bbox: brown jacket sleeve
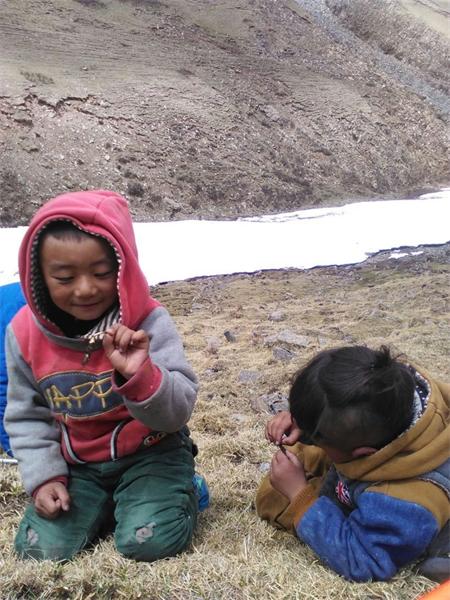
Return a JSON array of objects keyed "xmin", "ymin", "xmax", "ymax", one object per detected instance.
[{"xmin": 255, "ymin": 443, "xmax": 331, "ymax": 533}]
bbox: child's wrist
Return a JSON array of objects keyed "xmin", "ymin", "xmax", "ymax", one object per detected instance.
[
  {"xmin": 290, "ymin": 484, "xmax": 318, "ymax": 526},
  {"xmin": 287, "ymin": 481, "xmax": 308, "ymax": 502}
]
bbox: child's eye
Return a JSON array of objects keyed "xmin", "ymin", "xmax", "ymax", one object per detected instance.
[
  {"xmin": 95, "ymin": 270, "xmax": 115, "ymax": 278},
  {"xmin": 54, "ymin": 276, "xmax": 73, "ymax": 283}
]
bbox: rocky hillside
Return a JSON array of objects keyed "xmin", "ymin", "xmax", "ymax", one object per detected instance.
[{"xmin": 0, "ymin": 0, "xmax": 448, "ymax": 225}]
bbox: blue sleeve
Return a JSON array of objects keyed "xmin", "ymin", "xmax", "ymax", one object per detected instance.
[
  {"xmin": 0, "ymin": 282, "xmax": 26, "ymax": 455},
  {"xmin": 297, "ymin": 491, "xmax": 439, "ymax": 582}
]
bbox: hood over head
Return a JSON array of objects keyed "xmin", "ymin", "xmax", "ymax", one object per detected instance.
[
  {"xmin": 337, "ymin": 367, "xmax": 450, "ymax": 483},
  {"xmin": 19, "ymin": 190, "xmax": 159, "ymax": 334}
]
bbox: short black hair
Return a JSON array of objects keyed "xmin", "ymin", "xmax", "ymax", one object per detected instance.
[
  {"xmin": 40, "ymin": 220, "xmax": 92, "ymax": 242},
  {"xmin": 38, "ymin": 220, "xmax": 117, "ymax": 263},
  {"xmin": 289, "ymin": 346, "xmax": 415, "ymax": 451}
]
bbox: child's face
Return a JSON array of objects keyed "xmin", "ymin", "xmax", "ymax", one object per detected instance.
[
  {"xmin": 298, "ymin": 416, "xmax": 379, "ymax": 463},
  {"xmin": 316, "ymin": 442, "xmax": 354, "ymax": 464},
  {"xmin": 298, "ymin": 420, "xmax": 356, "ymax": 463},
  {"xmin": 40, "ymin": 234, "xmax": 118, "ymax": 321}
]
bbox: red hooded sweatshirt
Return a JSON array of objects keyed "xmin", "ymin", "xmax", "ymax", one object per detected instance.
[{"xmin": 4, "ymin": 191, "xmax": 198, "ymax": 495}]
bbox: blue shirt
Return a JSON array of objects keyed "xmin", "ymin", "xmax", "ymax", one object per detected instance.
[{"xmin": 0, "ymin": 282, "xmax": 26, "ymax": 455}]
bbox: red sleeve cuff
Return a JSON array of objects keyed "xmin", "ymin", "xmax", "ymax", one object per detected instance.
[
  {"xmin": 32, "ymin": 476, "xmax": 68, "ymax": 499},
  {"xmin": 112, "ymin": 357, "xmax": 162, "ymax": 402}
]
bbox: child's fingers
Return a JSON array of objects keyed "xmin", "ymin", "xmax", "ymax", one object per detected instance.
[
  {"xmin": 267, "ymin": 418, "xmax": 284, "ymax": 443},
  {"xmin": 106, "ymin": 326, "xmax": 149, "ymax": 353},
  {"xmin": 266, "ymin": 412, "xmax": 294, "ymax": 445},
  {"xmin": 107, "ymin": 325, "xmax": 133, "ymax": 352},
  {"xmin": 285, "ymin": 450, "xmax": 301, "ymax": 466},
  {"xmin": 103, "ymin": 330, "xmax": 114, "ymax": 351},
  {"xmin": 273, "ymin": 424, "xmax": 289, "ymax": 445},
  {"xmin": 277, "ymin": 442, "xmax": 287, "ymax": 455},
  {"xmin": 116, "ymin": 328, "xmax": 134, "ymax": 353},
  {"xmin": 266, "ymin": 421, "xmax": 276, "ymax": 442},
  {"xmin": 269, "ymin": 428, "xmax": 284, "ymax": 445},
  {"xmin": 273, "ymin": 448, "xmax": 301, "ymax": 469},
  {"xmin": 104, "ymin": 324, "xmax": 120, "ymax": 339},
  {"xmin": 56, "ymin": 487, "xmax": 71, "ymax": 512},
  {"xmin": 283, "ymin": 427, "xmax": 301, "ymax": 445},
  {"xmin": 36, "ymin": 493, "xmax": 60, "ymax": 519},
  {"xmin": 266, "ymin": 419, "xmax": 278, "ymax": 442},
  {"xmin": 131, "ymin": 329, "xmax": 149, "ymax": 348},
  {"xmin": 272, "ymin": 448, "xmax": 288, "ymax": 466}
]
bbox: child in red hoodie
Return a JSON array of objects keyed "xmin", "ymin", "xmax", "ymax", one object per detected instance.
[{"xmin": 5, "ymin": 190, "xmax": 205, "ymax": 561}]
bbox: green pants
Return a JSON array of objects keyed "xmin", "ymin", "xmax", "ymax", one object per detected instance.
[{"xmin": 15, "ymin": 431, "xmax": 198, "ymax": 562}]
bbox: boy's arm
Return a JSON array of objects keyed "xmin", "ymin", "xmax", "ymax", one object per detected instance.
[
  {"xmin": 296, "ymin": 487, "xmax": 443, "ymax": 582},
  {"xmin": 4, "ymin": 326, "xmax": 68, "ymax": 496},
  {"xmin": 256, "ymin": 474, "xmax": 321, "ymax": 533},
  {"xmin": 256, "ymin": 443, "xmax": 327, "ymax": 532},
  {"xmin": 112, "ymin": 306, "xmax": 198, "ymax": 432}
]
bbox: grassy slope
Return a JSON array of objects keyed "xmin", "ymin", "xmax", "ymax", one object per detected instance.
[{"xmin": 1, "ymin": 247, "xmax": 448, "ymax": 599}]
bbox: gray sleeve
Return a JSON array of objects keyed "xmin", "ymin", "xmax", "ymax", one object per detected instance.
[
  {"xmin": 4, "ymin": 326, "xmax": 68, "ymax": 495},
  {"xmin": 122, "ymin": 306, "xmax": 198, "ymax": 432}
]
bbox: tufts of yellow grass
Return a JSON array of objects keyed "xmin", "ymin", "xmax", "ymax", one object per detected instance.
[{"xmin": 1, "ymin": 260, "xmax": 448, "ymax": 599}]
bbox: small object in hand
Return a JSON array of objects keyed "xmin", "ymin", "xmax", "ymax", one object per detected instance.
[
  {"xmin": 87, "ymin": 330, "xmax": 108, "ymax": 344},
  {"xmin": 278, "ymin": 443, "xmax": 287, "ymax": 455}
]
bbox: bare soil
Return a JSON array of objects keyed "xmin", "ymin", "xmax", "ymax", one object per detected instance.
[{"xmin": 0, "ymin": 0, "xmax": 449, "ymax": 224}]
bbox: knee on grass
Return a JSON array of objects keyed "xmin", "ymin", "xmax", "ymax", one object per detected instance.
[
  {"xmin": 115, "ymin": 517, "xmax": 195, "ymax": 562},
  {"xmin": 15, "ymin": 526, "xmax": 81, "ymax": 562}
]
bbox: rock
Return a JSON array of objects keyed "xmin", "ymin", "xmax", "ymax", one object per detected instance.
[
  {"xmin": 191, "ymin": 302, "xmax": 204, "ymax": 311},
  {"xmin": 229, "ymin": 413, "xmax": 249, "ymax": 424},
  {"xmin": 272, "ymin": 346, "xmax": 295, "ymax": 362},
  {"xmin": 264, "ymin": 329, "xmax": 309, "ymax": 348},
  {"xmin": 127, "ymin": 181, "xmax": 144, "ymax": 197},
  {"xmin": 224, "ymin": 330, "xmax": 237, "ymax": 342},
  {"xmin": 259, "ymin": 104, "xmax": 280, "ymax": 122},
  {"xmin": 238, "ymin": 370, "xmax": 261, "ymax": 384},
  {"xmin": 21, "ymin": 141, "xmax": 39, "ymax": 153},
  {"xmin": 269, "ymin": 310, "xmax": 285, "ymax": 322},
  {"xmin": 251, "ymin": 392, "xmax": 289, "ymax": 414},
  {"xmin": 206, "ymin": 336, "xmax": 221, "ymax": 354},
  {"xmin": 162, "ymin": 196, "xmax": 183, "ymax": 212},
  {"xmin": 13, "ymin": 111, "xmax": 32, "ymax": 126}
]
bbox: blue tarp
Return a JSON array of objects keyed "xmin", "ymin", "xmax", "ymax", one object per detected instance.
[{"xmin": 0, "ymin": 282, "xmax": 26, "ymax": 455}]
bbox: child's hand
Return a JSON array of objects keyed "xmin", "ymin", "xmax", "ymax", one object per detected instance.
[
  {"xmin": 270, "ymin": 449, "xmax": 308, "ymax": 502},
  {"xmin": 103, "ymin": 324, "xmax": 150, "ymax": 380},
  {"xmin": 265, "ymin": 410, "xmax": 301, "ymax": 446},
  {"xmin": 34, "ymin": 482, "xmax": 71, "ymax": 520}
]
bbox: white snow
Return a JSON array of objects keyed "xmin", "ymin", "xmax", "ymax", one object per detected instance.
[{"xmin": 0, "ymin": 189, "xmax": 448, "ymax": 286}]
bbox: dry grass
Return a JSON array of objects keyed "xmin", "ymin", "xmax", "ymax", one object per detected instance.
[{"xmin": 1, "ymin": 248, "xmax": 448, "ymax": 599}]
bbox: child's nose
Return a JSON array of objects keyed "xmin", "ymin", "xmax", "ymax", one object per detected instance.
[{"xmin": 75, "ymin": 276, "xmax": 97, "ymax": 297}]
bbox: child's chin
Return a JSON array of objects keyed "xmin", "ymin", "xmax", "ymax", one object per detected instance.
[{"xmin": 71, "ymin": 306, "xmax": 104, "ymax": 321}]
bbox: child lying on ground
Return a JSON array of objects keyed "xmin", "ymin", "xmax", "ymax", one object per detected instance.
[
  {"xmin": 5, "ymin": 190, "xmax": 208, "ymax": 562},
  {"xmin": 256, "ymin": 345, "xmax": 449, "ymax": 582}
]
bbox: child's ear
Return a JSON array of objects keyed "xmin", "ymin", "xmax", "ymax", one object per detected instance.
[{"xmin": 351, "ymin": 446, "xmax": 378, "ymax": 458}]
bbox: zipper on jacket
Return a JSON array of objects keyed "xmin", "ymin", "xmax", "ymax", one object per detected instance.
[
  {"xmin": 60, "ymin": 422, "xmax": 87, "ymax": 464},
  {"xmin": 110, "ymin": 419, "xmax": 133, "ymax": 461}
]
